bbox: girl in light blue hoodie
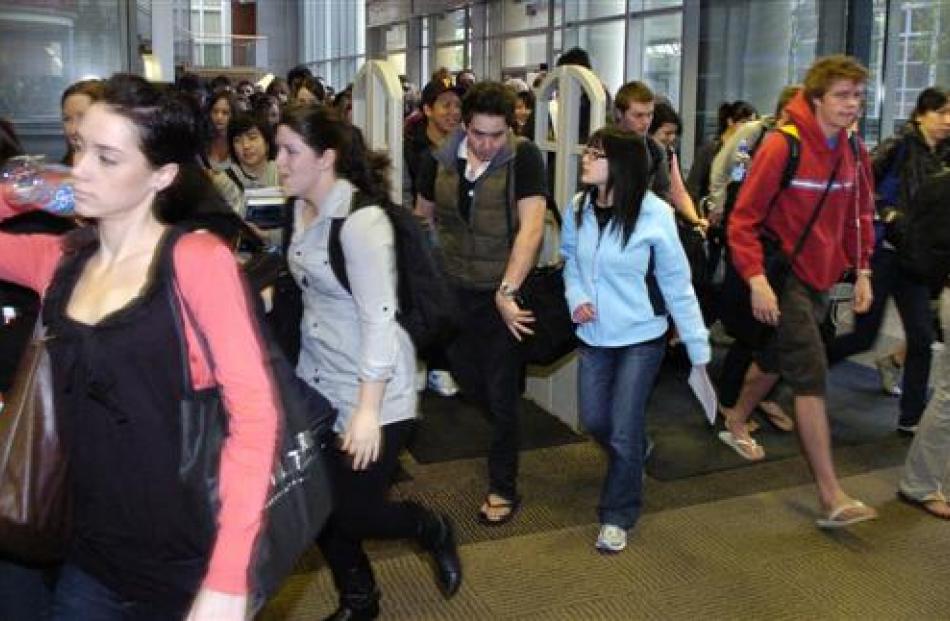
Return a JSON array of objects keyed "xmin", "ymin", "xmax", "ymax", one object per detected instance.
[{"xmin": 561, "ymin": 127, "xmax": 710, "ymax": 553}]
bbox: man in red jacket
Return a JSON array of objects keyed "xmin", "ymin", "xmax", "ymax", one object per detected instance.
[{"xmin": 724, "ymin": 55, "xmax": 877, "ymax": 528}]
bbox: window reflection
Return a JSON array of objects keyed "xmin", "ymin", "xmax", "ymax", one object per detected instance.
[
  {"xmin": 695, "ymin": 0, "xmax": 818, "ymax": 145},
  {"xmin": 0, "ymin": 0, "xmax": 123, "ymax": 122}
]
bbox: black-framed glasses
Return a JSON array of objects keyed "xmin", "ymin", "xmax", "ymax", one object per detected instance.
[{"xmin": 581, "ymin": 146, "xmax": 606, "ymax": 160}]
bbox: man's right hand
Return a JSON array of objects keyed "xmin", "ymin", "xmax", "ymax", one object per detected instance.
[
  {"xmin": 495, "ymin": 291, "xmax": 536, "ymax": 341},
  {"xmin": 749, "ymin": 274, "xmax": 780, "ymax": 326}
]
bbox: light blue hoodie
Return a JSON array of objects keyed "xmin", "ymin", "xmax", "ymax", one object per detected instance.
[{"xmin": 560, "ymin": 190, "xmax": 711, "ymax": 365}]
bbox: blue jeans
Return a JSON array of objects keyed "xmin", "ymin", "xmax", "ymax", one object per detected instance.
[
  {"xmin": 827, "ymin": 248, "xmax": 934, "ymax": 425},
  {"xmin": 578, "ymin": 337, "xmax": 666, "ymax": 529},
  {"xmin": 0, "ymin": 558, "xmax": 56, "ymax": 620},
  {"xmin": 52, "ymin": 564, "xmax": 183, "ymax": 621}
]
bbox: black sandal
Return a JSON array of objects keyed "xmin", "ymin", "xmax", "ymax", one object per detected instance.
[{"xmin": 477, "ymin": 495, "xmax": 521, "ymax": 526}]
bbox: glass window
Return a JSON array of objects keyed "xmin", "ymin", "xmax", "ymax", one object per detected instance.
[
  {"xmin": 638, "ymin": 0, "xmax": 683, "ymax": 9},
  {"xmin": 574, "ymin": 19, "xmax": 625, "ymax": 97},
  {"xmin": 204, "ymin": 10, "xmax": 222, "ymax": 35},
  {"xmin": 564, "ymin": 0, "xmax": 625, "ymax": 22},
  {"xmin": 203, "ymin": 44, "xmax": 223, "ymax": 67},
  {"xmin": 435, "ymin": 44, "xmax": 464, "ymax": 72},
  {"xmin": 632, "ymin": 12, "xmax": 683, "ymax": 106},
  {"xmin": 695, "ymin": 0, "xmax": 818, "ymax": 146},
  {"xmin": 385, "ymin": 23, "xmax": 407, "ymax": 50},
  {"xmin": 504, "ymin": 0, "xmax": 549, "ymax": 32},
  {"xmin": 503, "ymin": 34, "xmax": 547, "ymax": 69},
  {"xmin": 864, "ymin": 0, "xmax": 888, "ymax": 146},
  {"xmin": 435, "ymin": 9, "xmax": 466, "ymax": 43},
  {"xmin": 888, "ymin": 0, "xmax": 950, "ymax": 132},
  {"xmin": 0, "ymin": 0, "xmax": 124, "ymax": 122}
]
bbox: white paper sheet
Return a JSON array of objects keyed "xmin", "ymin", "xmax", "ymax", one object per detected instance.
[{"xmin": 688, "ymin": 365, "xmax": 718, "ymax": 426}]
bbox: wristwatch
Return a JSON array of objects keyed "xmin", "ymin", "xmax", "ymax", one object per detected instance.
[
  {"xmin": 857, "ymin": 269, "xmax": 873, "ymax": 278},
  {"xmin": 498, "ymin": 281, "xmax": 518, "ymax": 299}
]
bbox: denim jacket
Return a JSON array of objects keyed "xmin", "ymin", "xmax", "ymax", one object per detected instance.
[{"xmin": 561, "ymin": 190, "xmax": 710, "ymax": 364}]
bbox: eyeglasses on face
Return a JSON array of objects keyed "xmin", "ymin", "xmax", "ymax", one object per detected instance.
[{"xmin": 582, "ymin": 146, "xmax": 606, "ymax": 160}]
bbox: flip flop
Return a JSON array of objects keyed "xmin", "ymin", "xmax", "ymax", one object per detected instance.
[
  {"xmin": 477, "ymin": 494, "xmax": 521, "ymax": 526},
  {"xmin": 816, "ymin": 500, "xmax": 878, "ymax": 529},
  {"xmin": 718, "ymin": 430, "xmax": 765, "ymax": 461},
  {"xmin": 897, "ymin": 490, "xmax": 950, "ymax": 520},
  {"xmin": 757, "ymin": 401, "xmax": 795, "ymax": 432}
]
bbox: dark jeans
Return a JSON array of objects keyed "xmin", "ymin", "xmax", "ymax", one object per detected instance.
[
  {"xmin": 0, "ymin": 558, "xmax": 56, "ymax": 620},
  {"xmin": 717, "ymin": 341, "xmax": 753, "ymax": 408},
  {"xmin": 51, "ymin": 564, "xmax": 183, "ymax": 621},
  {"xmin": 318, "ymin": 420, "xmax": 425, "ymax": 594},
  {"xmin": 827, "ymin": 249, "xmax": 934, "ymax": 425},
  {"xmin": 577, "ymin": 337, "xmax": 666, "ymax": 529},
  {"xmin": 446, "ymin": 287, "xmax": 524, "ymax": 500}
]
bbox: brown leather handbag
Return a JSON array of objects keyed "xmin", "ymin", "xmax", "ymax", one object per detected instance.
[{"xmin": 0, "ymin": 321, "xmax": 69, "ymax": 563}]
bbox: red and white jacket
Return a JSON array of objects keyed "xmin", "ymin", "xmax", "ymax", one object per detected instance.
[{"xmin": 728, "ymin": 91, "xmax": 875, "ymax": 292}]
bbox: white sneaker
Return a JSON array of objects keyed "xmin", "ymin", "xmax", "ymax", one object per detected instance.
[
  {"xmin": 595, "ymin": 524, "xmax": 626, "ymax": 553},
  {"xmin": 875, "ymin": 355, "xmax": 902, "ymax": 397},
  {"xmin": 427, "ymin": 369, "xmax": 459, "ymax": 397}
]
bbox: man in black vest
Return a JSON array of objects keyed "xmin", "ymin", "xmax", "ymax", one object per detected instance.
[{"xmin": 415, "ymin": 82, "xmax": 547, "ymax": 525}]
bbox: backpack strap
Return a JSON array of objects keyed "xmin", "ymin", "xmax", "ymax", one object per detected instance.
[
  {"xmin": 777, "ymin": 125, "xmax": 801, "ymax": 190},
  {"xmin": 327, "ymin": 190, "xmax": 379, "ymax": 295},
  {"xmin": 224, "ymin": 166, "xmax": 244, "ymax": 192}
]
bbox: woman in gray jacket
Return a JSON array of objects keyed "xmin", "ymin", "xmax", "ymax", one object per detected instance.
[{"xmin": 276, "ymin": 105, "xmax": 461, "ymax": 620}]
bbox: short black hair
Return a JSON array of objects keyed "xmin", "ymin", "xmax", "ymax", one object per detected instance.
[
  {"xmin": 649, "ymin": 101, "xmax": 681, "ymax": 135},
  {"xmin": 912, "ymin": 87, "xmax": 948, "ymax": 121},
  {"xmin": 227, "ymin": 112, "xmax": 276, "ymax": 162},
  {"xmin": 461, "ymin": 81, "xmax": 516, "ymax": 127},
  {"xmin": 556, "ymin": 47, "xmax": 592, "ymax": 69}
]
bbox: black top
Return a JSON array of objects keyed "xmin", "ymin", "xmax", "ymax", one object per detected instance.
[
  {"xmin": 43, "ymin": 229, "xmax": 212, "ymax": 613},
  {"xmin": 594, "ymin": 204, "xmax": 614, "ymax": 232},
  {"xmin": 417, "ymin": 138, "xmax": 547, "ymax": 221}
]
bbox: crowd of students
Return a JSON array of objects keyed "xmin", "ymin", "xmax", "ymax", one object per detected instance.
[{"xmin": 0, "ymin": 51, "xmax": 947, "ymax": 620}]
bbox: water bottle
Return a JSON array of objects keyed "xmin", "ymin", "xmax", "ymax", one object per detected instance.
[
  {"xmin": 730, "ymin": 138, "xmax": 750, "ymax": 183},
  {"xmin": 0, "ymin": 155, "xmax": 75, "ymax": 216}
]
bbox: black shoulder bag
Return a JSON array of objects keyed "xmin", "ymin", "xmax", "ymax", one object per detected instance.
[
  {"xmin": 164, "ymin": 228, "xmax": 335, "ymax": 613},
  {"xmin": 720, "ymin": 156, "xmax": 842, "ymax": 349},
  {"xmin": 503, "ymin": 153, "xmax": 577, "ymax": 366}
]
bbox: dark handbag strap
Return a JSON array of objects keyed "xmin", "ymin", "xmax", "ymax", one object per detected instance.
[
  {"xmin": 787, "ymin": 156, "xmax": 842, "ymax": 261},
  {"xmin": 763, "ymin": 151, "xmax": 842, "ymax": 264},
  {"xmin": 503, "ymin": 149, "xmax": 561, "ymax": 248}
]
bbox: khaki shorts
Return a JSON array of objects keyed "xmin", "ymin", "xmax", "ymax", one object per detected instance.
[{"xmin": 755, "ymin": 272, "xmax": 831, "ymax": 396}]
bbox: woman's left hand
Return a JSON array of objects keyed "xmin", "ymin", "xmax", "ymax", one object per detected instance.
[
  {"xmin": 185, "ymin": 589, "xmax": 248, "ymax": 621},
  {"xmin": 341, "ymin": 408, "xmax": 381, "ymax": 470}
]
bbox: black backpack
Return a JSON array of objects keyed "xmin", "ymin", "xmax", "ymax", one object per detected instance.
[
  {"xmin": 721, "ymin": 125, "xmax": 802, "ymax": 228},
  {"xmin": 899, "ymin": 170, "xmax": 950, "ymax": 294},
  {"xmin": 327, "ymin": 191, "xmax": 458, "ymax": 350}
]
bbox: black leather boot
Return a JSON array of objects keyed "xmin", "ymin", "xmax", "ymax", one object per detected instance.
[
  {"xmin": 418, "ymin": 510, "xmax": 462, "ymax": 597},
  {"xmin": 323, "ymin": 565, "xmax": 381, "ymax": 621}
]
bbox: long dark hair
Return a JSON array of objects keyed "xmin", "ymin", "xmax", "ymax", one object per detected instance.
[
  {"xmin": 279, "ymin": 104, "xmax": 391, "ymax": 201},
  {"xmin": 101, "ymin": 73, "xmax": 226, "ymax": 222},
  {"xmin": 578, "ymin": 127, "xmax": 650, "ymax": 248}
]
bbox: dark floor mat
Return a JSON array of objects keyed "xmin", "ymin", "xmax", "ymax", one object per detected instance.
[
  {"xmin": 407, "ymin": 391, "xmax": 585, "ymax": 464},
  {"xmin": 646, "ymin": 358, "xmax": 902, "ymax": 480}
]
